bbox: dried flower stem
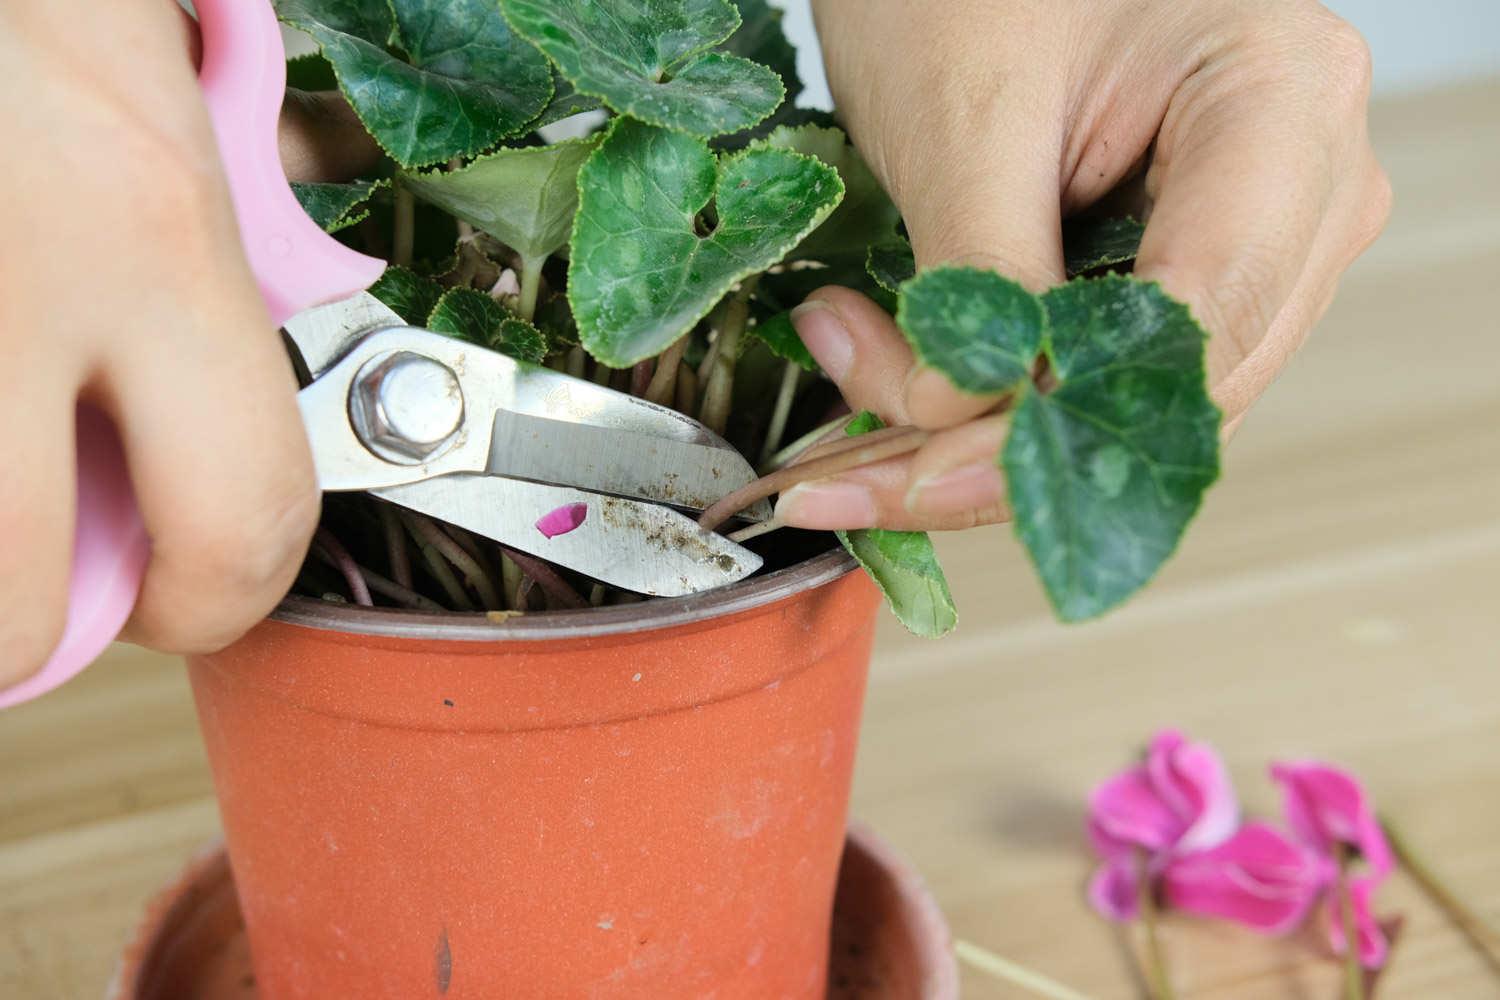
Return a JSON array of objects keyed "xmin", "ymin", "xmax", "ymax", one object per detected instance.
[
  {"xmin": 313, "ymin": 528, "xmax": 372, "ymax": 607},
  {"xmin": 501, "ymin": 547, "xmax": 589, "ymax": 609},
  {"xmin": 501, "ymin": 553, "xmax": 524, "ymax": 610},
  {"xmin": 645, "ymin": 335, "xmax": 688, "ymax": 405},
  {"xmin": 955, "ymin": 939, "xmax": 1097, "ymax": 1000},
  {"xmin": 1335, "ymin": 845, "xmax": 1367, "ymax": 1000},
  {"xmin": 1382, "ymin": 817, "xmax": 1500, "ymax": 970},
  {"xmin": 377, "ymin": 504, "xmax": 412, "ymax": 589},
  {"xmin": 760, "ymin": 414, "xmax": 852, "ymax": 473},
  {"xmin": 392, "ymin": 183, "xmax": 415, "ymax": 268},
  {"xmin": 697, "ymin": 426, "xmax": 929, "ymax": 531},
  {"xmin": 1137, "ymin": 851, "xmax": 1176, "ymax": 1000},
  {"xmin": 727, "ymin": 516, "xmax": 784, "ymax": 544},
  {"xmin": 759, "ymin": 359, "xmax": 802, "ymax": 464}
]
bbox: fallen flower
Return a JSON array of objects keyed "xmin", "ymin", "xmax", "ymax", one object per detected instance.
[
  {"xmin": 1271, "ymin": 761, "xmax": 1394, "ymax": 969},
  {"xmin": 536, "ymin": 502, "xmax": 588, "ymax": 539},
  {"xmin": 1087, "ymin": 729, "xmax": 1239, "ymax": 920},
  {"xmin": 1161, "ymin": 820, "xmax": 1331, "ymax": 935}
]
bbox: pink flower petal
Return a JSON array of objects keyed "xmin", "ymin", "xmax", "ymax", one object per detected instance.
[
  {"xmin": 1327, "ymin": 877, "xmax": 1390, "ymax": 969},
  {"xmin": 535, "ymin": 502, "xmax": 588, "ymax": 539},
  {"xmin": 1089, "ymin": 766, "xmax": 1185, "ymax": 861},
  {"xmin": 1271, "ymin": 761, "xmax": 1393, "ymax": 880},
  {"xmin": 1162, "ymin": 822, "xmax": 1331, "ymax": 935},
  {"xmin": 1148, "ymin": 729, "xmax": 1239, "ymax": 854},
  {"xmin": 1087, "ymin": 862, "xmax": 1141, "ymax": 921}
]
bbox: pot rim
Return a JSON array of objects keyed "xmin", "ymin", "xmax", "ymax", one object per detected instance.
[{"xmin": 272, "ymin": 546, "xmax": 858, "ymax": 642}]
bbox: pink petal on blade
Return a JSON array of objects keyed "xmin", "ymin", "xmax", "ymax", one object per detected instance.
[
  {"xmin": 1087, "ymin": 862, "xmax": 1141, "ymax": 921},
  {"xmin": 1271, "ymin": 761, "xmax": 1394, "ymax": 880},
  {"xmin": 1327, "ymin": 877, "xmax": 1390, "ymax": 969},
  {"xmin": 1161, "ymin": 822, "xmax": 1330, "ymax": 935},
  {"xmin": 535, "ymin": 502, "xmax": 588, "ymax": 539},
  {"xmin": 1148, "ymin": 729, "xmax": 1239, "ymax": 854},
  {"xmin": 1089, "ymin": 766, "xmax": 1186, "ymax": 860}
]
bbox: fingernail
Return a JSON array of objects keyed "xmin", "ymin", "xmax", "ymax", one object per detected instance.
[
  {"xmin": 905, "ymin": 461, "xmax": 1004, "ymax": 516},
  {"xmin": 904, "ymin": 365, "xmax": 959, "ymax": 418},
  {"xmin": 775, "ymin": 481, "xmax": 877, "ymax": 530},
  {"xmin": 790, "ymin": 300, "xmax": 853, "ymax": 382}
]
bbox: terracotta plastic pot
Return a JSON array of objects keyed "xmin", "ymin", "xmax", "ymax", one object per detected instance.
[{"xmin": 186, "ymin": 549, "xmax": 882, "ymax": 999}]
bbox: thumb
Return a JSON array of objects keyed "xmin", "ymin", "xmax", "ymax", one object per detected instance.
[{"xmin": 894, "ymin": 125, "xmax": 1066, "ymax": 428}]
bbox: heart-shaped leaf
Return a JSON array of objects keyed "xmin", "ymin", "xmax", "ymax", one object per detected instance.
[
  {"xmin": 427, "ymin": 288, "xmax": 548, "ymax": 363},
  {"xmin": 569, "ymin": 119, "xmax": 842, "ymax": 367},
  {"xmin": 286, "ymin": 52, "xmax": 337, "ymax": 91},
  {"xmin": 368, "ymin": 265, "xmax": 444, "ymax": 324},
  {"xmin": 498, "ymin": 0, "xmax": 783, "ymax": 136},
  {"xmin": 276, "ymin": 0, "xmax": 552, "ymax": 168},
  {"xmin": 759, "ymin": 125, "xmax": 900, "ymax": 262},
  {"xmin": 896, "ymin": 267, "xmax": 1045, "ymax": 394},
  {"xmin": 402, "ymin": 137, "xmax": 600, "ymax": 268},
  {"xmin": 725, "ymin": 0, "xmax": 801, "ymax": 103},
  {"xmin": 292, "ymin": 178, "xmax": 384, "ymax": 233},
  {"xmin": 866, "ymin": 238, "xmax": 915, "ymax": 294},
  {"xmin": 836, "ymin": 412, "xmax": 956, "ymax": 638},
  {"xmin": 1064, "ymin": 216, "xmax": 1146, "ymax": 277},
  {"xmin": 1003, "ymin": 277, "xmax": 1220, "ymax": 621}
]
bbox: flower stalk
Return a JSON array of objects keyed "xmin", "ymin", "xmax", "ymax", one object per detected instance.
[
  {"xmin": 1136, "ymin": 851, "xmax": 1176, "ymax": 1000},
  {"xmin": 1382, "ymin": 816, "xmax": 1500, "ymax": 971}
]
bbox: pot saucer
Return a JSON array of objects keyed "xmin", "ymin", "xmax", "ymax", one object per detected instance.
[{"xmin": 110, "ymin": 823, "xmax": 957, "ymax": 1000}]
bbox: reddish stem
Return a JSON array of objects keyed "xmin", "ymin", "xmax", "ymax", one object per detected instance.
[
  {"xmin": 313, "ymin": 528, "xmax": 373, "ymax": 606},
  {"xmin": 500, "ymin": 547, "xmax": 589, "ymax": 609}
]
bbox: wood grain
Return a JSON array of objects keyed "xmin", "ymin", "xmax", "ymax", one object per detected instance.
[{"xmin": 3, "ymin": 79, "xmax": 1498, "ymax": 998}]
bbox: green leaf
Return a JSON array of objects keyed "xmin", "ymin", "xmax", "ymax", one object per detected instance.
[
  {"xmin": 835, "ymin": 411, "xmax": 956, "ymax": 638},
  {"xmin": 1063, "ymin": 216, "xmax": 1146, "ymax": 277},
  {"xmin": 426, "ymin": 288, "xmax": 548, "ymax": 363},
  {"xmin": 401, "ymin": 137, "xmax": 600, "ymax": 267},
  {"xmin": 368, "ymin": 265, "xmax": 444, "ymax": 324},
  {"xmin": 1003, "ymin": 277, "xmax": 1220, "ymax": 621},
  {"xmin": 758, "ymin": 125, "xmax": 900, "ymax": 261},
  {"xmin": 276, "ymin": 0, "xmax": 552, "ymax": 168},
  {"xmin": 866, "ymin": 238, "xmax": 915, "ymax": 294},
  {"xmin": 530, "ymin": 73, "xmax": 604, "ymax": 130},
  {"xmin": 569, "ymin": 119, "xmax": 843, "ymax": 367},
  {"xmin": 725, "ymin": 0, "xmax": 801, "ymax": 103},
  {"xmin": 896, "ymin": 267, "xmax": 1045, "ymax": 395},
  {"xmin": 286, "ymin": 52, "xmax": 338, "ymax": 91},
  {"xmin": 498, "ymin": 0, "xmax": 783, "ymax": 136},
  {"xmin": 750, "ymin": 312, "xmax": 817, "ymax": 372},
  {"xmin": 291, "ymin": 178, "xmax": 383, "ymax": 233}
]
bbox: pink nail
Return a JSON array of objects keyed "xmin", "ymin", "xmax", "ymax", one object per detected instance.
[
  {"xmin": 905, "ymin": 462, "xmax": 1004, "ymax": 516},
  {"xmin": 775, "ymin": 481, "xmax": 877, "ymax": 529},
  {"xmin": 790, "ymin": 301, "xmax": 853, "ymax": 382}
]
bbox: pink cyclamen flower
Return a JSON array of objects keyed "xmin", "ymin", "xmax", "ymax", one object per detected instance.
[
  {"xmin": 1271, "ymin": 761, "xmax": 1394, "ymax": 968},
  {"xmin": 1087, "ymin": 729, "xmax": 1239, "ymax": 920},
  {"xmin": 1162, "ymin": 821, "xmax": 1332, "ymax": 934}
]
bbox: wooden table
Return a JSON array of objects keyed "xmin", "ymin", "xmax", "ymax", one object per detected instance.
[{"xmin": 3, "ymin": 80, "xmax": 1497, "ymax": 999}]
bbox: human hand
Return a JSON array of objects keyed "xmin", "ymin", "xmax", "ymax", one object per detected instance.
[
  {"xmin": 0, "ymin": 2, "xmax": 377, "ymax": 687},
  {"xmin": 777, "ymin": 0, "xmax": 1391, "ymax": 532}
]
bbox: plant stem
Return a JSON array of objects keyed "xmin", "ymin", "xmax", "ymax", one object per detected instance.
[
  {"xmin": 501, "ymin": 553, "xmax": 524, "ymax": 610},
  {"xmin": 312, "ymin": 528, "xmax": 373, "ymax": 607},
  {"xmin": 630, "ymin": 358, "xmax": 654, "ymax": 398},
  {"xmin": 759, "ymin": 359, "xmax": 802, "ymax": 465},
  {"xmin": 359, "ymin": 564, "xmax": 446, "ymax": 611},
  {"xmin": 674, "ymin": 360, "xmax": 699, "ymax": 414},
  {"xmin": 727, "ymin": 516, "xmax": 784, "ymax": 544},
  {"xmin": 698, "ymin": 426, "xmax": 929, "ymax": 531},
  {"xmin": 399, "ymin": 513, "xmax": 474, "ymax": 611},
  {"xmin": 517, "ymin": 254, "xmax": 544, "ymax": 321},
  {"xmin": 591, "ymin": 360, "xmax": 614, "ymax": 386},
  {"xmin": 1136, "ymin": 852, "xmax": 1176, "ymax": 1000},
  {"xmin": 377, "ymin": 503, "xmax": 412, "ymax": 589},
  {"xmin": 1337, "ymin": 845, "xmax": 1367, "ymax": 1000},
  {"xmin": 954, "ymin": 939, "xmax": 1097, "ymax": 1000},
  {"xmin": 1382, "ymin": 816, "xmax": 1500, "ymax": 968},
  {"xmin": 566, "ymin": 346, "xmax": 587, "ymax": 379},
  {"xmin": 699, "ymin": 282, "xmax": 755, "ymax": 436},
  {"xmin": 392, "ymin": 182, "xmax": 415, "ymax": 268},
  {"xmin": 406, "ymin": 515, "xmax": 501, "ymax": 610},
  {"xmin": 760, "ymin": 414, "xmax": 852, "ymax": 473},
  {"xmin": 500, "ymin": 547, "xmax": 589, "ymax": 609},
  {"xmin": 645, "ymin": 335, "xmax": 688, "ymax": 405}
]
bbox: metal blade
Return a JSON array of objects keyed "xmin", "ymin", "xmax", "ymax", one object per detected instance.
[
  {"xmin": 490, "ymin": 410, "xmax": 770, "ymax": 519},
  {"xmin": 374, "ymin": 475, "xmax": 763, "ymax": 597},
  {"xmin": 283, "ymin": 292, "xmax": 403, "ymax": 377}
]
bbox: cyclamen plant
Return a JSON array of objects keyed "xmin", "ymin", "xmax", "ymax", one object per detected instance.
[{"xmin": 281, "ymin": 0, "xmax": 1221, "ymax": 634}]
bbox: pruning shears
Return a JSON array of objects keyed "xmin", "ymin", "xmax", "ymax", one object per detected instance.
[{"xmin": 10, "ymin": 0, "xmax": 766, "ymax": 708}]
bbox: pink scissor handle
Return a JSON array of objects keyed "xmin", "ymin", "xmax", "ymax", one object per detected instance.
[{"xmin": 4, "ymin": 0, "xmax": 385, "ymax": 708}]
